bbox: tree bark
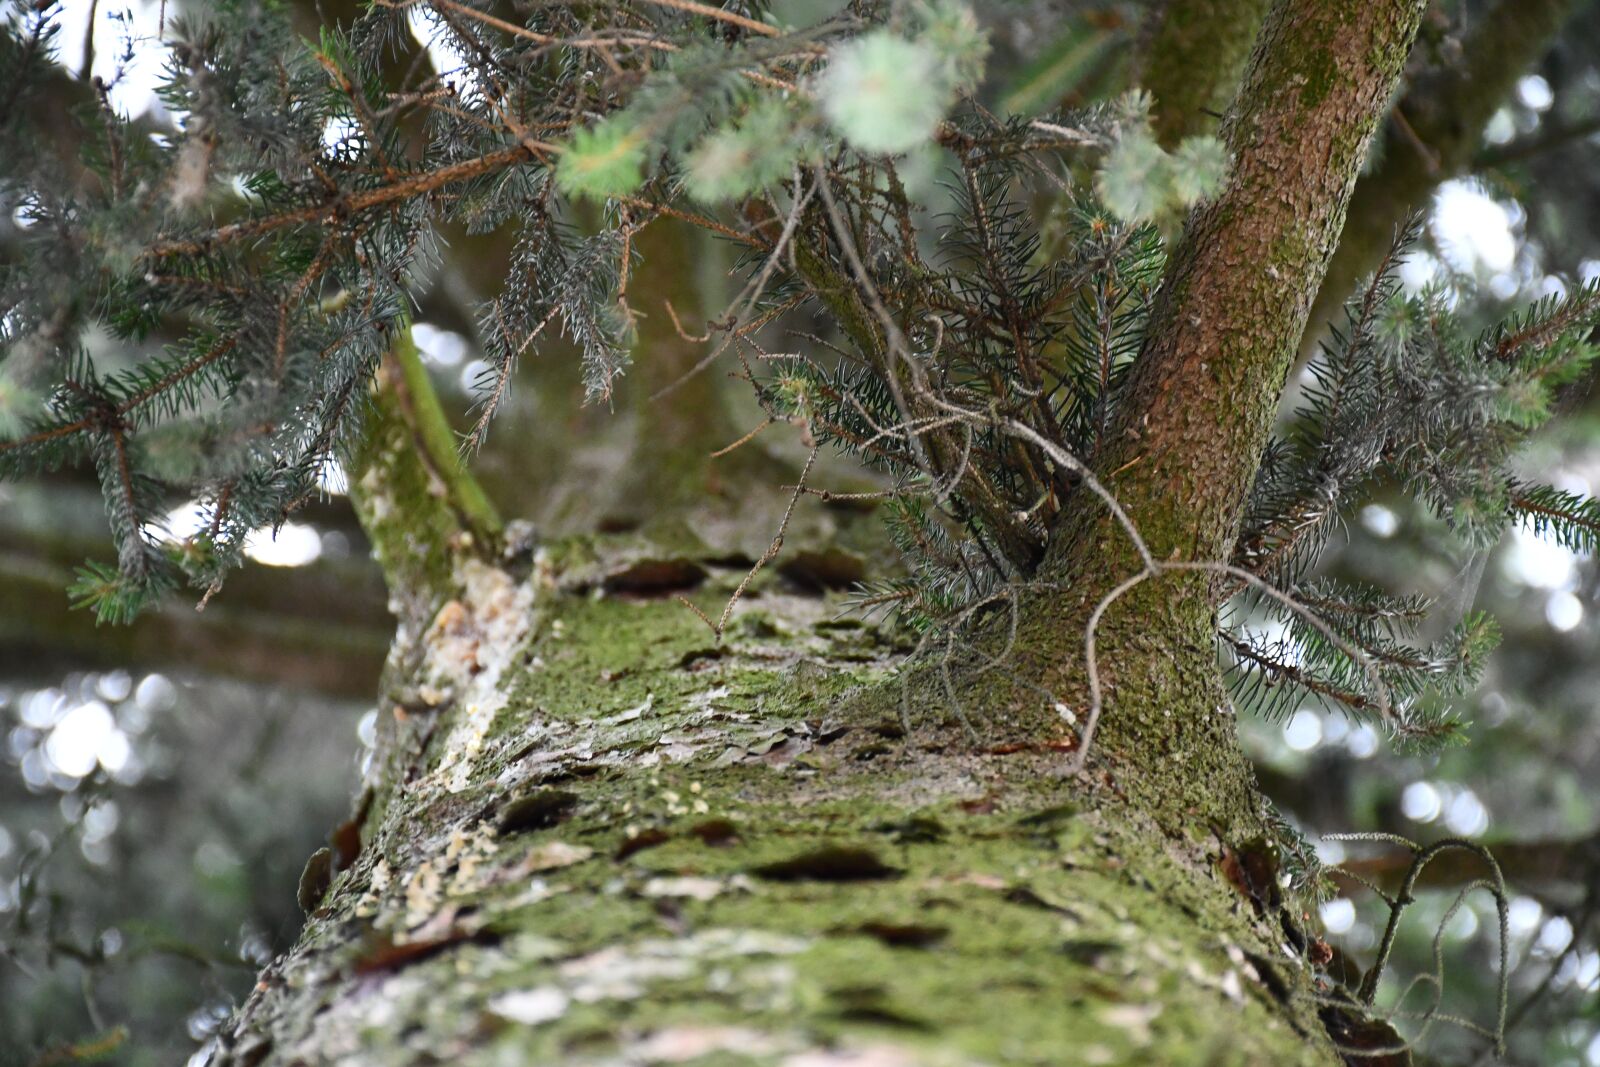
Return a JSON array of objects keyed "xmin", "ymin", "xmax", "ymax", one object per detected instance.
[
  {"xmin": 1107, "ymin": 0, "xmax": 1429, "ymax": 567},
  {"xmin": 209, "ymin": 547, "xmax": 1347, "ymax": 1067},
  {"xmin": 991, "ymin": 0, "xmax": 1429, "ymax": 823},
  {"xmin": 201, "ymin": 3, "xmax": 1439, "ymax": 1064}
]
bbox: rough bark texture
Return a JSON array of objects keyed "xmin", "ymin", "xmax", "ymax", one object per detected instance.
[
  {"xmin": 202, "ymin": 3, "xmax": 1438, "ymax": 1064},
  {"xmin": 1134, "ymin": 0, "xmax": 1273, "ymax": 146},
  {"xmin": 1107, "ymin": 0, "xmax": 1428, "ymax": 567},
  {"xmin": 211, "ymin": 550, "xmax": 1343, "ymax": 1067},
  {"xmin": 995, "ymin": 0, "xmax": 1428, "ymax": 822},
  {"xmin": 1303, "ymin": 0, "xmax": 1574, "ymax": 353}
]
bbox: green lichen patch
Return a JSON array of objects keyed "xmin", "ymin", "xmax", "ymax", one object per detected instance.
[
  {"xmin": 231, "ymin": 769, "xmax": 1338, "ymax": 1066},
  {"xmin": 214, "ymin": 540, "xmax": 1338, "ymax": 1067}
]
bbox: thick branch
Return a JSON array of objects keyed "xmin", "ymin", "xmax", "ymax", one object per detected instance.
[
  {"xmin": 982, "ymin": 0, "xmax": 1428, "ymax": 821},
  {"xmin": 573, "ymin": 218, "xmax": 744, "ymax": 527},
  {"xmin": 348, "ymin": 326, "xmax": 503, "ymax": 636},
  {"xmin": 1090, "ymin": 0, "xmax": 1428, "ymax": 569},
  {"xmin": 390, "ymin": 328, "xmax": 503, "ymax": 545}
]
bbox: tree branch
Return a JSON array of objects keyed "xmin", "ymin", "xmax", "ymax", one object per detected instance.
[
  {"xmin": 142, "ymin": 145, "xmax": 546, "ymax": 260},
  {"xmin": 1477, "ymin": 115, "xmax": 1600, "ymax": 169},
  {"xmin": 1334, "ymin": 831, "xmax": 1600, "ymax": 894},
  {"xmin": 0, "ymin": 519, "xmax": 389, "ymax": 697},
  {"xmin": 389, "ymin": 327, "xmax": 502, "ymax": 545},
  {"xmin": 348, "ymin": 325, "xmax": 504, "ymax": 634},
  {"xmin": 1080, "ymin": 0, "xmax": 1429, "ymax": 570}
]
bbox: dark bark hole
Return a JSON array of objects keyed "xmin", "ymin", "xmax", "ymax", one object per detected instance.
[
  {"xmin": 734, "ymin": 613, "xmax": 781, "ymax": 639},
  {"xmin": 850, "ymin": 920, "xmax": 950, "ymax": 948},
  {"xmin": 778, "ymin": 548, "xmax": 866, "ymax": 591},
  {"xmin": 1060, "ymin": 938, "xmax": 1120, "ymax": 966},
  {"xmin": 678, "ymin": 646, "xmax": 726, "ymax": 670},
  {"xmin": 751, "ymin": 845, "xmax": 902, "ymax": 882},
  {"xmin": 1245, "ymin": 951, "xmax": 1294, "ymax": 1008},
  {"xmin": 830, "ymin": 987, "xmax": 933, "ymax": 1030},
  {"xmin": 1317, "ymin": 996, "xmax": 1412, "ymax": 1067},
  {"xmin": 615, "ymin": 827, "xmax": 672, "ymax": 859},
  {"xmin": 602, "ymin": 558, "xmax": 709, "ymax": 595},
  {"xmin": 351, "ymin": 928, "xmax": 499, "ymax": 976},
  {"xmin": 497, "ymin": 788, "xmax": 580, "ymax": 833},
  {"xmin": 688, "ymin": 817, "xmax": 740, "ymax": 847},
  {"xmin": 1218, "ymin": 835, "xmax": 1283, "ymax": 915},
  {"xmin": 813, "ymin": 722, "xmax": 853, "ymax": 744},
  {"xmin": 871, "ymin": 815, "xmax": 947, "ymax": 844},
  {"xmin": 1016, "ymin": 802, "xmax": 1080, "ymax": 829},
  {"xmin": 1004, "ymin": 885, "xmax": 1081, "ymax": 918},
  {"xmin": 227, "ymin": 1033, "xmax": 273, "ymax": 1067}
]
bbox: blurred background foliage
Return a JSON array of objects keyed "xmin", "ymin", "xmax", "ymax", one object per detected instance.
[{"xmin": 4, "ymin": 0, "xmax": 1600, "ymax": 1065}]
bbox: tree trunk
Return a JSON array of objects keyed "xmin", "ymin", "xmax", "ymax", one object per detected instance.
[
  {"xmin": 210, "ymin": 546, "xmax": 1345, "ymax": 1067},
  {"xmin": 203, "ymin": 2, "xmax": 1431, "ymax": 1064}
]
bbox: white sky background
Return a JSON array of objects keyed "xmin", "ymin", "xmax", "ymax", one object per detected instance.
[
  {"xmin": 48, "ymin": 1, "xmax": 170, "ymax": 119},
  {"xmin": 43, "ymin": 1, "xmax": 468, "ymax": 115}
]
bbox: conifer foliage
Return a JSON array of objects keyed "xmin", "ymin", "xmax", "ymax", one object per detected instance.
[
  {"xmin": 1229, "ymin": 220, "xmax": 1600, "ymax": 739},
  {"xmin": 2, "ymin": 0, "xmax": 1599, "ymax": 755}
]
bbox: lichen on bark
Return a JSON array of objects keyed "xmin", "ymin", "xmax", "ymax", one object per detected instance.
[{"xmin": 212, "ymin": 551, "xmax": 1341, "ymax": 1067}]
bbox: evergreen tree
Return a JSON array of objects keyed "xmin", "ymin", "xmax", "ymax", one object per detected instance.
[{"xmin": 3, "ymin": 0, "xmax": 1596, "ymax": 1063}]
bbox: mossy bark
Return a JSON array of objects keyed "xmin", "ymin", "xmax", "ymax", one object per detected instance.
[
  {"xmin": 351, "ymin": 344, "xmax": 492, "ymax": 643},
  {"xmin": 1107, "ymin": 0, "xmax": 1428, "ymax": 569},
  {"xmin": 983, "ymin": 0, "xmax": 1428, "ymax": 821},
  {"xmin": 209, "ymin": 550, "xmax": 1345, "ymax": 1067},
  {"xmin": 206, "ymin": 3, "xmax": 1434, "ymax": 1063}
]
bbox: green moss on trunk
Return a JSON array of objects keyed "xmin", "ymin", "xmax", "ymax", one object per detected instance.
[
  {"xmin": 1106, "ymin": 0, "xmax": 1428, "ymax": 570},
  {"xmin": 962, "ymin": 0, "xmax": 1431, "ymax": 827},
  {"xmin": 351, "ymin": 343, "xmax": 487, "ymax": 638},
  {"xmin": 210, "ymin": 552, "xmax": 1342, "ymax": 1067}
]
